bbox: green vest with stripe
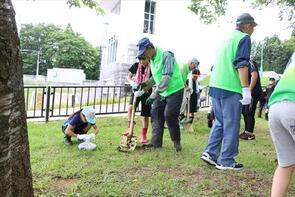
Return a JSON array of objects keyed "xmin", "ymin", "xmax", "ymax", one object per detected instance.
[
  {"xmin": 210, "ymin": 30, "xmax": 249, "ymax": 94},
  {"xmin": 268, "ymin": 53, "xmax": 295, "ymax": 106},
  {"xmin": 151, "ymin": 47, "xmax": 184, "ymax": 97}
]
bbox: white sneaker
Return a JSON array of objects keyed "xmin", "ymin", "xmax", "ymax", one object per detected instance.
[
  {"xmin": 201, "ymin": 152, "xmax": 217, "ymax": 166},
  {"xmin": 216, "ymin": 163, "xmax": 243, "ymax": 171}
]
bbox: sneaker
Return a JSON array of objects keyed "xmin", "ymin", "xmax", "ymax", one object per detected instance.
[
  {"xmin": 181, "ymin": 117, "xmax": 193, "ymax": 124},
  {"xmin": 239, "ymin": 132, "xmax": 249, "ymax": 140},
  {"xmin": 247, "ymin": 134, "xmax": 255, "ymax": 140},
  {"xmin": 239, "ymin": 132, "xmax": 255, "ymax": 140},
  {"xmin": 64, "ymin": 136, "xmax": 73, "ymax": 145},
  {"xmin": 201, "ymin": 152, "xmax": 217, "ymax": 166},
  {"xmin": 173, "ymin": 141, "xmax": 182, "ymax": 152},
  {"xmin": 216, "ymin": 163, "xmax": 243, "ymax": 171}
]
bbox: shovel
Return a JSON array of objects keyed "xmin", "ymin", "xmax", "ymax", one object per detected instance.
[{"xmin": 118, "ymin": 91, "xmax": 138, "ymax": 152}]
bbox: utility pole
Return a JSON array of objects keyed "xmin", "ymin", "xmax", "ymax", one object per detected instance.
[
  {"xmin": 260, "ymin": 43, "xmax": 264, "ymax": 76},
  {"xmin": 21, "ymin": 49, "xmax": 41, "ymax": 79},
  {"xmin": 36, "ymin": 50, "xmax": 40, "ymax": 79}
]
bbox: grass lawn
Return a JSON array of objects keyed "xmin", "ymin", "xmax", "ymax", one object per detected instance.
[{"xmin": 28, "ymin": 111, "xmax": 295, "ymax": 196}]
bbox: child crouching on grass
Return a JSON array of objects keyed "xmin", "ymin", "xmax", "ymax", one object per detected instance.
[{"xmin": 62, "ymin": 106, "xmax": 99, "ymax": 145}]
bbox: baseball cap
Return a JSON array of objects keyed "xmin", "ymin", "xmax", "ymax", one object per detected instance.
[
  {"xmin": 191, "ymin": 58, "xmax": 200, "ymax": 66},
  {"xmin": 81, "ymin": 106, "xmax": 96, "ymax": 124},
  {"xmin": 136, "ymin": 37, "xmax": 152, "ymax": 58},
  {"xmin": 236, "ymin": 13, "xmax": 257, "ymax": 26}
]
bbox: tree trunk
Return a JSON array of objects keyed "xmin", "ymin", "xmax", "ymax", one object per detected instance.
[{"xmin": 0, "ymin": 0, "xmax": 33, "ymax": 196}]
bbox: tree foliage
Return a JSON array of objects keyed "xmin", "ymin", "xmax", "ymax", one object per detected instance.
[
  {"xmin": 252, "ymin": 35, "xmax": 294, "ymax": 73},
  {"xmin": 67, "ymin": 0, "xmax": 104, "ymax": 14},
  {"xmin": 189, "ymin": 0, "xmax": 295, "ymax": 27},
  {"xmin": 20, "ymin": 23, "xmax": 101, "ymax": 80}
]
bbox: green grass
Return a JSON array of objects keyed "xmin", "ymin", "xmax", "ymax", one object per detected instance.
[{"xmin": 28, "ymin": 111, "xmax": 295, "ymax": 196}]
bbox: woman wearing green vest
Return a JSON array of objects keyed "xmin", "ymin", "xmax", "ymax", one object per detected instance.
[
  {"xmin": 201, "ymin": 13, "xmax": 257, "ymax": 170},
  {"xmin": 268, "ymin": 52, "xmax": 295, "ymax": 197},
  {"xmin": 136, "ymin": 37, "xmax": 184, "ymax": 152}
]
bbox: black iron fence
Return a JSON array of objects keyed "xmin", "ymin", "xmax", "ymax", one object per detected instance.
[{"xmin": 24, "ymin": 85, "xmax": 211, "ymax": 121}]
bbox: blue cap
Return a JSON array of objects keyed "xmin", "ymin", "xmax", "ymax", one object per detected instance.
[
  {"xmin": 136, "ymin": 37, "xmax": 152, "ymax": 58},
  {"xmin": 82, "ymin": 106, "xmax": 96, "ymax": 124}
]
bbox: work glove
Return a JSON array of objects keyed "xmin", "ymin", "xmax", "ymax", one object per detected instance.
[
  {"xmin": 146, "ymin": 92, "xmax": 158, "ymax": 105},
  {"xmin": 77, "ymin": 134, "xmax": 87, "ymax": 140},
  {"xmin": 130, "ymin": 81, "xmax": 139, "ymax": 90},
  {"xmin": 134, "ymin": 90, "xmax": 144, "ymax": 97},
  {"xmin": 240, "ymin": 87, "xmax": 252, "ymax": 105}
]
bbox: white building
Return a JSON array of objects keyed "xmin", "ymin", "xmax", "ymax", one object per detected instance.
[
  {"xmin": 47, "ymin": 68, "xmax": 86, "ymax": 84},
  {"xmin": 99, "ymin": 0, "xmax": 209, "ymax": 85},
  {"xmin": 99, "ymin": 0, "xmax": 291, "ymax": 85}
]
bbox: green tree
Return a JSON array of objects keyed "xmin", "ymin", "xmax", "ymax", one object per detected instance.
[
  {"xmin": 189, "ymin": 0, "xmax": 295, "ymax": 26},
  {"xmin": 20, "ymin": 23, "xmax": 101, "ymax": 80},
  {"xmin": 253, "ymin": 35, "xmax": 293, "ymax": 73},
  {"xmin": 0, "ymin": 0, "xmax": 103, "ymax": 195},
  {"xmin": 20, "ymin": 23, "xmax": 63, "ymax": 75}
]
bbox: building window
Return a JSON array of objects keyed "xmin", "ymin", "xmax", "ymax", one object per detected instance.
[
  {"xmin": 111, "ymin": 0, "xmax": 121, "ymax": 14},
  {"xmin": 143, "ymin": 0, "xmax": 156, "ymax": 34},
  {"xmin": 107, "ymin": 36, "xmax": 118, "ymax": 64},
  {"xmin": 127, "ymin": 45, "xmax": 137, "ymax": 64}
]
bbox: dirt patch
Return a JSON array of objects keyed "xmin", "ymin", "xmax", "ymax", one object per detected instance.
[
  {"xmin": 53, "ymin": 177, "xmax": 79, "ymax": 194},
  {"xmin": 117, "ymin": 166, "xmax": 272, "ymax": 196}
]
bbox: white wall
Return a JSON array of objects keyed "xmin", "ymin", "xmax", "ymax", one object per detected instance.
[
  {"xmin": 102, "ymin": 0, "xmax": 293, "ymax": 76},
  {"xmin": 47, "ymin": 68, "xmax": 86, "ymax": 84}
]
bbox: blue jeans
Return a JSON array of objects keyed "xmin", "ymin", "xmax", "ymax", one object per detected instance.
[
  {"xmin": 151, "ymin": 89, "xmax": 183, "ymax": 147},
  {"xmin": 204, "ymin": 93, "xmax": 242, "ymax": 166}
]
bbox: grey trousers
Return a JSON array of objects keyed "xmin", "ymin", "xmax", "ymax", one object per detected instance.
[{"xmin": 150, "ymin": 89, "xmax": 184, "ymax": 147}]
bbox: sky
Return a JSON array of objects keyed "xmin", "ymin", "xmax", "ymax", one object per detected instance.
[
  {"xmin": 12, "ymin": 0, "xmax": 293, "ymax": 73},
  {"xmin": 12, "ymin": 0, "xmax": 105, "ymax": 46}
]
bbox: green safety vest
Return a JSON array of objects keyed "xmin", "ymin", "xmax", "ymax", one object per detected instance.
[
  {"xmin": 210, "ymin": 30, "xmax": 249, "ymax": 94},
  {"xmin": 151, "ymin": 47, "xmax": 184, "ymax": 97},
  {"xmin": 179, "ymin": 63, "xmax": 190, "ymax": 84},
  {"xmin": 268, "ymin": 54, "xmax": 295, "ymax": 106}
]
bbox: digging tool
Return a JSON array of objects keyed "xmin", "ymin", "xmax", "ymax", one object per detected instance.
[{"xmin": 118, "ymin": 90, "xmax": 139, "ymax": 152}]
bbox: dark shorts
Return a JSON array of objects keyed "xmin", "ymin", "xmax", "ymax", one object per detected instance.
[
  {"xmin": 129, "ymin": 92, "xmax": 151, "ymax": 117},
  {"xmin": 61, "ymin": 121, "xmax": 88, "ymax": 135}
]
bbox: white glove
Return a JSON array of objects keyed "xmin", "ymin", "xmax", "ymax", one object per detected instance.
[
  {"xmin": 77, "ymin": 134, "xmax": 87, "ymax": 140},
  {"xmin": 240, "ymin": 87, "xmax": 252, "ymax": 105},
  {"xmin": 134, "ymin": 90, "xmax": 144, "ymax": 97},
  {"xmin": 130, "ymin": 81, "xmax": 138, "ymax": 89},
  {"xmin": 88, "ymin": 133, "xmax": 96, "ymax": 140}
]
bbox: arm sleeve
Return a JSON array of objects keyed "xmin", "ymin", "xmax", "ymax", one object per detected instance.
[
  {"xmin": 162, "ymin": 51, "xmax": 174, "ymax": 76},
  {"xmin": 233, "ymin": 36, "xmax": 251, "ymax": 69},
  {"xmin": 249, "ymin": 61, "xmax": 258, "ymax": 73},
  {"xmin": 153, "ymin": 51, "xmax": 175, "ymax": 93},
  {"xmin": 128, "ymin": 63, "xmax": 139, "ymax": 74}
]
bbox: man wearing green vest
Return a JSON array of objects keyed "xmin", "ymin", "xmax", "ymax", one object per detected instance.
[
  {"xmin": 179, "ymin": 58, "xmax": 200, "ymax": 123},
  {"xmin": 201, "ymin": 13, "xmax": 256, "ymax": 170},
  {"xmin": 268, "ymin": 52, "xmax": 295, "ymax": 197},
  {"xmin": 136, "ymin": 37, "xmax": 184, "ymax": 152}
]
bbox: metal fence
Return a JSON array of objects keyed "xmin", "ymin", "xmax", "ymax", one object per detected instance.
[{"xmin": 24, "ymin": 85, "xmax": 211, "ymax": 121}]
